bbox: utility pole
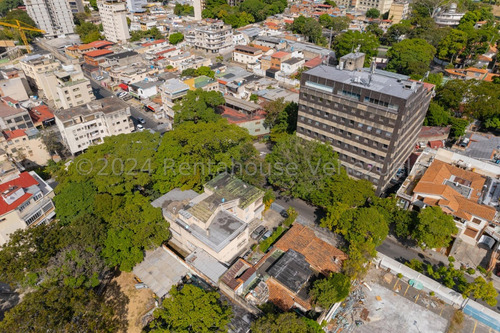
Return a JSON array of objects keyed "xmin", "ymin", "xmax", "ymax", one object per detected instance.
[{"xmin": 328, "ymin": 26, "xmax": 333, "ymax": 49}]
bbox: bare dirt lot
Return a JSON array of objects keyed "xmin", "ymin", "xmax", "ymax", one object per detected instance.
[{"xmin": 108, "ymin": 271, "xmax": 156, "ymax": 333}]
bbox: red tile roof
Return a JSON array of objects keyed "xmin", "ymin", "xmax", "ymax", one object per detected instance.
[
  {"xmin": 29, "ymin": 105, "xmax": 54, "ymax": 125},
  {"xmin": 2, "ymin": 96, "xmax": 18, "ymax": 104},
  {"xmin": 142, "ymin": 39, "xmax": 167, "ymax": 47},
  {"xmin": 304, "ymin": 56, "xmax": 322, "ymax": 69},
  {"xmin": 3, "ymin": 129, "xmax": 26, "ymax": 140},
  {"xmin": 78, "ymin": 40, "xmax": 113, "ymax": 50},
  {"xmin": 272, "ymin": 51, "xmax": 290, "ymax": 59},
  {"xmin": 221, "ymin": 106, "xmax": 266, "ymax": 124},
  {"xmin": 0, "ymin": 172, "xmax": 39, "ymax": 216},
  {"xmin": 428, "ymin": 140, "xmax": 444, "ymax": 149},
  {"xmin": 155, "ymin": 47, "xmax": 177, "ymax": 56},
  {"xmin": 84, "ymin": 49, "xmax": 114, "ymax": 58}
]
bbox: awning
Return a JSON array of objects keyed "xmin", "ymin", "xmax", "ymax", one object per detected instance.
[{"xmin": 119, "ymin": 83, "xmax": 128, "ymax": 91}]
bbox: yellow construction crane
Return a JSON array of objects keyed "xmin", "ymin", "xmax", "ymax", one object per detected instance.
[{"xmin": 0, "ymin": 20, "xmax": 45, "ymax": 53}]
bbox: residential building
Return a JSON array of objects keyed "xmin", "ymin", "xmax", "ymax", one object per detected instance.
[
  {"xmin": 54, "ymin": 96, "xmax": 134, "ymax": 155},
  {"xmin": 0, "ymin": 171, "xmax": 55, "ymax": 246},
  {"xmin": 183, "ymin": 76, "xmax": 218, "ymax": 92},
  {"xmin": 0, "ymin": 77, "xmax": 30, "ymax": 101},
  {"xmin": 232, "ymin": 45, "xmax": 263, "ymax": 65},
  {"xmin": 356, "ymin": 0, "xmax": 393, "ymax": 13},
  {"xmin": 19, "ymin": 53, "xmax": 60, "ymax": 92},
  {"xmin": 83, "ymin": 49, "xmax": 115, "ymax": 66},
  {"xmin": 219, "ymin": 95, "xmax": 268, "ymax": 136},
  {"xmin": 98, "ymin": 0, "xmax": 130, "ymax": 43},
  {"xmin": 220, "ymin": 224, "xmax": 347, "ymax": 311},
  {"xmin": 38, "ymin": 64, "xmax": 94, "ymax": 109},
  {"xmin": 185, "ymin": 20, "xmax": 233, "ymax": 54},
  {"xmin": 1, "ymin": 128, "xmax": 51, "ymax": 167},
  {"xmin": 29, "ymin": 105, "xmax": 55, "ymax": 128},
  {"xmin": 152, "ymin": 173, "xmax": 265, "ymax": 264},
  {"xmin": 253, "ymin": 36, "xmax": 286, "ymax": 50},
  {"xmin": 297, "ymin": 52, "xmax": 433, "ymax": 194},
  {"xmin": 281, "ymin": 58, "xmax": 305, "ymax": 76},
  {"xmin": 0, "ymin": 99, "xmax": 35, "ymax": 131},
  {"xmin": 444, "ymin": 67, "xmax": 500, "ymax": 82},
  {"xmin": 271, "ymin": 51, "xmax": 291, "ymax": 70},
  {"xmin": 193, "ymin": 0, "xmax": 203, "ymax": 20},
  {"xmin": 126, "ymin": 0, "xmax": 147, "ymax": 12},
  {"xmin": 388, "ymin": 1, "xmax": 409, "ymax": 24},
  {"xmin": 434, "ymin": 3, "xmax": 465, "ymax": 27},
  {"xmin": 65, "ymin": 40, "xmax": 114, "ymax": 59},
  {"xmin": 160, "ymin": 78, "xmax": 190, "ymax": 124},
  {"xmin": 68, "ymin": 0, "xmax": 84, "ymax": 12},
  {"xmin": 397, "ymin": 151, "xmax": 499, "ymax": 246},
  {"xmin": 129, "ymin": 81, "xmax": 160, "ymax": 99},
  {"xmin": 25, "ymin": 0, "xmax": 75, "ymax": 36}
]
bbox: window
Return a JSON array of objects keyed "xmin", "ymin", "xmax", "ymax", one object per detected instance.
[
  {"xmin": 18, "ymin": 200, "xmax": 31, "ymax": 212},
  {"xmin": 25, "ymin": 210, "xmax": 42, "ymax": 226},
  {"xmin": 33, "ymin": 192, "xmax": 43, "ymax": 201}
]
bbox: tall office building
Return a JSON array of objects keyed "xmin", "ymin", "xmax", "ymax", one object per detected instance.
[
  {"xmin": 98, "ymin": 0, "xmax": 130, "ymax": 43},
  {"xmin": 296, "ymin": 53, "xmax": 433, "ymax": 194},
  {"xmin": 25, "ymin": 0, "xmax": 75, "ymax": 36}
]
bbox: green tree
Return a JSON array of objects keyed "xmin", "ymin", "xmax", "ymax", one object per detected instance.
[
  {"xmin": 463, "ymin": 276, "xmax": 498, "ymax": 306},
  {"xmin": 89, "ymin": 0, "xmax": 98, "ymax": 10},
  {"xmin": 153, "ymin": 119, "xmax": 257, "ymax": 193},
  {"xmin": 173, "ymin": 89, "xmax": 224, "ymax": 125},
  {"xmin": 268, "ymin": 101, "xmax": 298, "ymax": 142},
  {"xmin": 413, "ymin": 206, "xmax": 458, "ymax": 249},
  {"xmin": 0, "ymin": 0, "xmax": 24, "ymax": 16},
  {"xmin": 449, "ymin": 117, "xmax": 468, "ymax": 138},
  {"xmin": 425, "ymin": 101, "xmax": 450, "ymax": 126},
  {"xmin": 437, "ymin": 29, "xmax": 468, "ymax": 61},
  {"xmin": 169, "ymin": 32, "xmax": 184, "ymax": 45},
  {"xmin": 174, "ymin": 3, "xmax": 194, "ymax": 16},
  {"xmin": 289, "ymin": 15, "xmax": 324, "ymax": 44},
  {"xmin": 149, "ymin": 284, "xmax": 232, "ymax": 332},
  {"xmin": 75, "ymin": 21, "xmax": 103, "ymax": 43},
  {"xmin": 365, "ymin": 23, "xmax": 384, "ymax": 37},
  {"xmin": 250, "ymin": 94, "xmax": 259, "ymax": 102},
  {"xmin": 393, "ymin": 209, "xmax": 418, "ymax": 239},
  {"xmin": 365, "ymin": 8, "xmax": 380, "ymax": 18},
  {"xmin": 0, "ymin": 286, "xmax": 118, "ymax": 332},
  {"xmin": 424, "ymin": 72, "xmax": 443, "ymax": 86},
  {"xmin": 383, "ymin": 20, "xmax": 412, "ymax": 45},
  {"xmin": 435, "ymin": 79, "xmax": 470, "ymax": 111},
  {"xmin": 319, "ymin": 14, "xmax": 333, "ymax": 27},
  {"xmin": 266, "ymin": 135, "xmax": 340, "ymax": 200},
  {"xmin": 195, "ymin": 65, "xmax": 215, "ymax": 78},
  {"xmin": 252, "ymin": 312, "xmax": 323, "ymax": 333},
  {"xmin": 54, "ymin": 182, "xmax": 97, "ymax": 225},
  {"xmin": 0, "ymin": 9, "xmax": 43, "ymax": 43},
  {"xmin": 386, "ymin": 38, "xmax": 436, "ymax": 78},
  {"xmin": 334, "ymin": 31, "xmax": 380, "ymax": 66},
  {"xmin": 310, "ymin": 273, "xmax": 351, "ymax": 308},
  {"xmin": 329, "ymin": 16, "xmax": 351, "ymax": 32}
]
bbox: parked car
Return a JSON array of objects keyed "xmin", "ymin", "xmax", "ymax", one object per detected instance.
[
  {"xmin": 118, "ymin": 91, "xmax": 128, "ymax": 98},
  {"xmin": 136, "ymin": 124, "xmax": 144, "ymax": 131},
  {"xmin": 137, "ymin": 117, "xmax": 146, "ymax": 124},
  {"xmin": 261, "ymin": 230, "xmax": 273, "ymax": 241},
  {"xmin": 251, "ymin": 226, "xmax": 267, "ymax": 240},
  {"xmin": 95, "ymin": 76, "xmax": 103, "ymax": 81}
]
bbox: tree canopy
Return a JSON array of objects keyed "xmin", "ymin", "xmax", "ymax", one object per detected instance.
[
  {"xmin": 413, "ymin": 206, "xmax": 458, "ymax": 249},
  {"xmin": 334, "ymin": 31, "xmax": 380, "ymax": 66},
  {"xmin": 169, "ymin": 32, "xmax": 184, "ymax": 45},
  {"xmin": 173, "ymin": 89, "xmax": 224, "ymax": 125},
  {"xmin": 386, "ymin": 38, "xmax": 436, "ymax": 78},
  {"xmin": 251, "ymin": 312, "xmax": 323, "ymax": 333},
  {"xmin": 310, "ymin": 273, "xmax": 351, "ymax": 308},
  {"xmin": 365, "ymin": 8, "xmax": 380, "ymax": 19},
  {"xmin": 149, "ymin": 284, "xmax": 232, "ymax": 332}
]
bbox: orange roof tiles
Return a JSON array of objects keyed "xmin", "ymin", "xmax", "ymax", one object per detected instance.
[
  {"xmin": 3, "ymin": 129, "xmax": 26, "ymax": 140},
  {"xmin": 266, "ymin": 278, "xmax": 312, "ymax": 311},
  {"xmin": 271, "ymin": 51, "xmax": 290, "ymax": 59},
  {"xmin": 84, "ymin": 49, "xmax": 114, "ymax": 58},
  {"xmin": 273, "ymin": 224, "xmax": 347, "ymax": 275},
  {"xmin": 413, "ymin": 160, "xmax": 496, "ymax": 221}
]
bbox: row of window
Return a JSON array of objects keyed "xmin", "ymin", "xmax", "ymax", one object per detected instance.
[
  {"xmin": 298, "ymin": 126, "xmax": 387, "ymax": 166},
  {"xmin": 298, "ymin": 117, "xmax": 390, "ymax": 151},
  {"xmin": 300, "ymin": 100, "xmax": 397, "ymax": 128},
  {"xmin": 302, "ymin": 90, "xmax": 400, "ymax": 113}
]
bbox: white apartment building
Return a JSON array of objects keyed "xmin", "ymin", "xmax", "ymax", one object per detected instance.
[
  {"xmin": 356, "ymin": 0, "xmax": 393, "ymax": 15},
  {"xmin": 0, "ymin": 171, "xmax": 55, "ymax": 246},
  {"xmin": 434, "ymin": 3, "xmax": 465, "ymax": 27},
  {"xmin": 54, "ymin": 96, "xmax": 134, "ymax": 155},
  {"xmin": 152, "ymin": 173, "xmax": 265, "ymax": 264},
  {"xmin": 38, "ymin": 64, "xmax": 95, "ymax": 109},
  {"xmin": 185, "ymin": 20, "xmax": 233, "ymax": 54},
  {"xmin": 25, "ymin": 0, "xmax": 75, "ymax": 36},
  {"xmin": 232, "ymin": 45, "xmax": 262, "ymax": 65},
  {"xmin": 160, "ymin": 78, "xmax": 190, "ymax": 125},
  {"xmin": 19, "ymin": 53, "xmax": 60, "ymax": 92},
  {"xmin": 98, "ymin": 0, "xmax": 130, "ymax": 43},
  {"xmin": 281, "ymin": 57, "xmax": 305, "ymax": 76},
  {"xmin": 1, "ymin": 128, "xmax": 51, "ymax": 167}
]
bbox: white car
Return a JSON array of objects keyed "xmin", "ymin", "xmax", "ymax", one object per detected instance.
[
  {"xmin": 136, "ymin": 124, "xmax": 144, "ymax": 131},
  {"xmin": 137, "ymin": 117, "xmax": 145, "ymax": 124},
  {"xmin": 118, "ymin": 91, "xmax": 128, "ymax": 98}
]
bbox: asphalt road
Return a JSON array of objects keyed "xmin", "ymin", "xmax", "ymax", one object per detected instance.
[{"xmin": 88, "ymin": 77, "xmax": 162, "ymax": 132}]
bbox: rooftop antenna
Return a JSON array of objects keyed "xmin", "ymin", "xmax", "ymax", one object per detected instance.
[{"xmin": 368, "ymin": 61, "xmax": 376, "ymax": 85}]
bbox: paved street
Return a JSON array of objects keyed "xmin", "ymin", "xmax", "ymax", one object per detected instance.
[{"xmin": 88, "ymin": 77, "xmax": 164, "ymax": 132}]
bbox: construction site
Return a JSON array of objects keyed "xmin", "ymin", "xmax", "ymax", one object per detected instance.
[{"xmin": 325, "ymin": 267, "xmax": 493, "ymax": 333}]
